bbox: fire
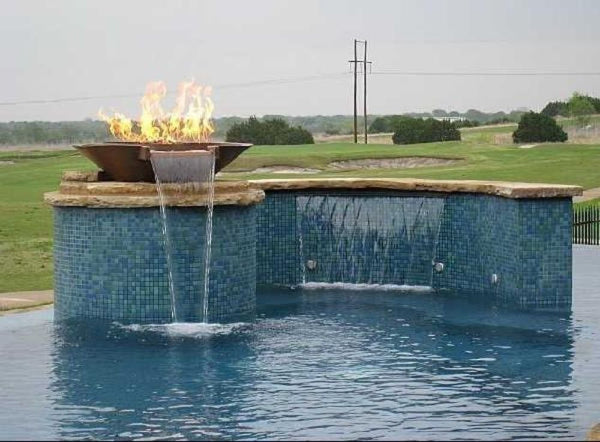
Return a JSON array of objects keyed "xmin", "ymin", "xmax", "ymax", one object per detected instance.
[{"xmin": 99, "ymin": 80, "xmax": 215, "ymax": 143}]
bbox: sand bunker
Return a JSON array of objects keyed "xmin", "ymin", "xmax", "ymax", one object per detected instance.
[
  {"xmin": 246, "ymin": 166, "xmax": 320, "ymax": 174},
  {"xmin": 0, "ymin": 161, "xmax": 15, "ymax": 166},
  {"xmin": 328, "ymin": 157, "xmax": 459, "ymax": 170}
]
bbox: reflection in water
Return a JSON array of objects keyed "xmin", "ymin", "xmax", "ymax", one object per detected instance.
[{"xmin": 43, "ymin": 288, "xmax": 579, "ymax": 440}]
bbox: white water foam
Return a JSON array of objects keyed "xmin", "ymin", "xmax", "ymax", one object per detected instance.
[
  {"xmin": 116, "ymin": 322, "xmax": 247, "ymax": 338},
  {"xmin": 298, "ymin": 282, "xmax": 434, "ymax": 292}
]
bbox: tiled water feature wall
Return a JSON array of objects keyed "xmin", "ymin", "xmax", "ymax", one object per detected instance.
[
  {"xmin": 256, "ymin": 191, "xmax": 573, "ymax": 308},
  {"xmin": 48, "ymin": 177, "xmax": 578, "ymax": 323},
  {"xmin": 53, "ymin": 205, "xmax": 258, "ymax": 323}
]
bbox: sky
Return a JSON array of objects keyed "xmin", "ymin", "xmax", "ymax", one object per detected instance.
[{"xmin": 1, "ymin": 0, "xmax": 600, "ymax": 121}]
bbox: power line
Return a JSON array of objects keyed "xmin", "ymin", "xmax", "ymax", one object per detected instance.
[
  {"xmin": 216, "ymin": 73, "xmax": 347, "ymax": 89},
  {"xmin": 2, "ymin": 69, "xmax": 600, "ymax": 107},
  {"xmin": 0, "ymin": 73, "xmax": 349, "ymax": 107},
  {"xmin": 371, "ymin": 71, "xmax": 600, "ymax": 76}
]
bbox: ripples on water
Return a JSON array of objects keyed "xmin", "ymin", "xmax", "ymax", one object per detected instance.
[{"xmin": 0, "ymin": 246, "xmax": 599, "ymax": 440}]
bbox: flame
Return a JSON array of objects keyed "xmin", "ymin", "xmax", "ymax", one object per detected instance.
[{"xmin": 99, "ymin": 80, "xmax": 214, "ymax": 143}]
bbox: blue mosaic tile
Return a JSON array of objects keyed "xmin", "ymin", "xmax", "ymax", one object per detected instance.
[
  {"xmin": 255, "ymin": 191, "xmax": 573, "ymax": 308},
  {"xmin": 53, "ymin": 189, "xmax": 574, "ymax": 320},
  {"xmin": 54, "ymin": 205, "xmax": 256, "ymax": 323}
]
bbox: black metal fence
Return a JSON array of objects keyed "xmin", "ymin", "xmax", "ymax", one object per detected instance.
[{"xmin": 573, "ymin": 206, "xmax": 600, "ymax": 245}]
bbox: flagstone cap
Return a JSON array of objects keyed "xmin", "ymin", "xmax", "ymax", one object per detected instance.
[{"xmin": 249, "ymin": 178, "xmax": 582, "ymax": 199}]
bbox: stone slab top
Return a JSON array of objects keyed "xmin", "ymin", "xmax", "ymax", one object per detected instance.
[
  {"xmin": 249, "ymin": 178, "xmax": 583, "ymax": 199},
  {"xmin": 49, "ymin": 172, "xmax": 582, "ymax": 206},
  {"xmin": 45, "ymin": 172, "xmax": 265, "ymax": 208}
]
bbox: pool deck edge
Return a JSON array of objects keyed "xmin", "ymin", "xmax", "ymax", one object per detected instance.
[
  {"xmin": 250, "ymin": 178, "xmax": 582, "ymax": 199},
  {"xmin": 0, "ymin": 290, "xmax": 54, "ymax": 314}
]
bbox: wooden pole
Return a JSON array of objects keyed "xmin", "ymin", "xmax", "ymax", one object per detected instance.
[
  {"xmin": 353, "ymin": 39, "xmax": 358, "ymax": 144},
  {"xmin": 363, "ymin": 40, "xmax": 368, "ymax": 144}
]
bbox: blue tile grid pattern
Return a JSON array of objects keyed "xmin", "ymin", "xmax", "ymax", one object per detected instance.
[
  {"xmin": 255, "ymin": 190, "xmax": 573, "ymax": 308},
  {"xmin": 54, "ymin": 205, "xmax": 256, "ymax": 323}
]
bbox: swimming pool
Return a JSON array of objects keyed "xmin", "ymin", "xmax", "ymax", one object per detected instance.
[{"xmin": 1, "ymin": 246, "xmax": 598, "ymax": 440}]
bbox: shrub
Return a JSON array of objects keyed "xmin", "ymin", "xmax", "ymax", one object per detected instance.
[
  {"xmin": 225, "ymin": 116, "xmax": 314, "ymax": 145},
  {"xmin": 392, "ymin": 117, "xmax": 461, "ymax": 145},
  {"xmin": 369, "ymin": 115, "xmax": 420, "ymax": 133},
  {"xmin": 369, "ymin": 115, "xmax": 401, "ymax": 133},
  {"xmin": 512, "ymin": 112, "xmax": 567, "ymax": 143},
  {"xmin": 568, "ymin": 92, "xmax": 595, "ymax": 127},
  {"xmin": 541, "ymin": 101, "xmax": 569, "ymax": 117},
  {"xmin": 586, "ymin": 96, "xmax": 600, "ymax": 113}
]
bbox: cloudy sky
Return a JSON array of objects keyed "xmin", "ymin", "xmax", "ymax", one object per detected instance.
[{"xmin": 1, "ymin": 0, "xmax": 600, "ymax": 121}]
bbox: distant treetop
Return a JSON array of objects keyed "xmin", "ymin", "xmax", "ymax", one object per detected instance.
[
  {"xmin": 512, "ymin": 112, "xmax": 568, "ymax": 143},
  {"xmin": 225, "ymin": 116, "xmax": 314, "ymax": 145}
]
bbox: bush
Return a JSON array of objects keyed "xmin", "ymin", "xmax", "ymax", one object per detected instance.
[
  {"xmin": 392, "ymin": 117, "xmax": 461, "ymax": 145},
  {"xmin": 369, "ymin": 115, "xmax": 400, "ymax": 133},
  {"xmin": 586, "ymin": 96, "xmax": 600, "ymax": 113},
  {"xmin": 568, "ymin": 92, "xmax": 595, "ymax": 127},
  {"xmin": 225, "ymin": 116, "xmax": 314, "ymax": 145},
  {"xmin": 541, "ymin": 101, "xmax": 569, "ymax": 117},
  {"xmin": 370, "ymin": 115, "xmax": 431, "ymax": 134},
  {"xmin": 512, "ymin": 112, "xmax": 568, "ymax": 143}
]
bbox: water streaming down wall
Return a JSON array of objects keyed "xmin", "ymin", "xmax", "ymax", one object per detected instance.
[
  {"xmin": 150, "ymin": 150, "xmax": 216, "ymax": 323},
  {"xmin": 296, "ymin": 195, "xmax": 445, "ymax": 287},
  {"xmin": 49, "ymin": 175, "xmax": 575, "ymax": 322}
]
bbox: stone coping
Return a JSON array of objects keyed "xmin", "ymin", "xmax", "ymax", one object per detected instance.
[
  {"xmin": 249, "ymin": 178, "xmax": 583, "ymax": 199},
  {"xmin": 47, "ymin": 172, "xmax": 582, "ymax": 207},
  {"xmin": 45, "ymin": 174, "xmax": 264, "ymax": 208}
]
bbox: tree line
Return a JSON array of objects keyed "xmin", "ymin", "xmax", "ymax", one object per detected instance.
[
  {"xmin": 0, "ymin": 93, "xmax": 595, "ymax": 146},
  {"xmin": 0, "ymin": 108, "xmax": 535, "ymax": 145},
  {"xmin": 541, "ymin": 92, "xmax": 600, "ymax": 126},
  {"xmin": 0, "ymin": 120, "xmax": 110, "ymax": 145}
]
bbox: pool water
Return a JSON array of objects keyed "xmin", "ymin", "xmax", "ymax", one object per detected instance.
[{"xmin": 1, "ymin": 246, "xmax": 599, "ymax": 440}]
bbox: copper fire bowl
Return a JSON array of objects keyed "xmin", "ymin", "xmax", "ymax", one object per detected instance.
[{"xmin": 74, "ymin": 142, "xmax": 252, "ymax": 182}]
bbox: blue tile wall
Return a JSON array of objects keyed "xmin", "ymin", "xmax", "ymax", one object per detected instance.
[
  {"xmin": 433, "ymin": 194, "xmax": 522, "ymax": 298},
  {"xmin": 433, "ymin": 195, "xmax": 572, "ymax": 307},
  {"xmin": 255, "ymin": 192, "xmax": 299, "ymax": 285},
  {"xmin": 518, "ymin": 198, "xmax": 572, "ymax": 307},
  {"xmin": 54, "ymin": 205, "xmax": 257, "ymax": 323},
  {"xmin": 255, "ymin": 191, "xmax": 573, "ymax": 308},
  {"xmin": 53, "ymin": 189, "xmax": 573, "ymax": 320}
]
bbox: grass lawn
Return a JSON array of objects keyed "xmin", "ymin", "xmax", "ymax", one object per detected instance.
[
  {"xmin": 1, "ymin": 124, "xmax": 599, "ymax": 292},
  {"xmin": 574, "ymin": 198, "xmax": 600, "ymax": 208},
  {"xmin": 0, "ymin": 151, "xmax": 94, "ymax": 292},
  {"xmin": 225, "ymin": 140, "xmax": 600, "ymax": 187}
]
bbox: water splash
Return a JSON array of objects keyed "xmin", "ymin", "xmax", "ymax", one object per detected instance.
[
  {"xmin": 299, "ymin": 282, "xmax": 434, "ymax": 292},
  {"xmin": 116, "ymin": 321, "xmax": 247, "ymax": 338}
]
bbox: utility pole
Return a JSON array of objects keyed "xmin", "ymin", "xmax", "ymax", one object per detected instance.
[
  {"xmin": 350, "ymin": 39, "xmax": 358, "ymax": 144},
  {"xmin": 349, "ymin": 39, "xmax": 372, "ymax": 144},
  {"xmin": 363, "ymin": 40, "xmax": 368, "ymax": 144}
]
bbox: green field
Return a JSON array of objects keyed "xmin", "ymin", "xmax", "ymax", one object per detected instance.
[{"xmin": 1, "ymin": 124, "xmax": 599, "ymax": 292}]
